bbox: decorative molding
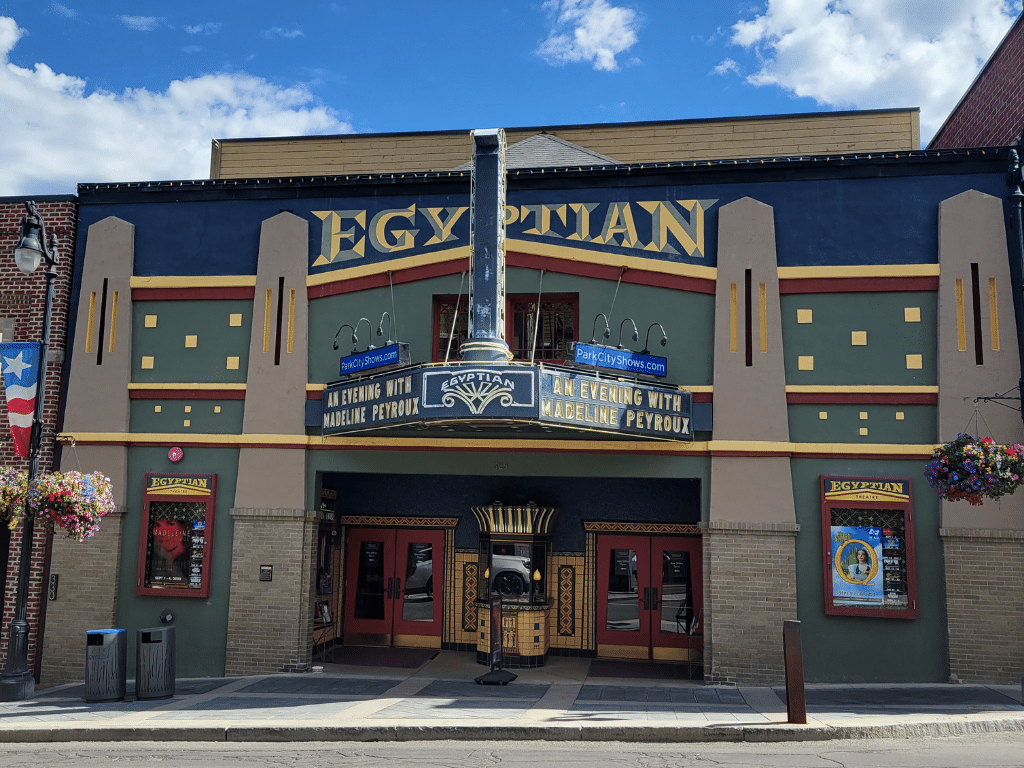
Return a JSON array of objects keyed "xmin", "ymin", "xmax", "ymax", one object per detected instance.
[
  {"xmin": 558, "ymin": 565, "xmax": 575, "ymax": 637},
  {"xmin": 471, "ymin": 504, "xmax": 558, "ymax": 535},
  {"xmin": 339, "ymin": 515, "xmax": 459, "ymax": 528},
  {"xmin": 583, "ymin": 521, "xmax": 702, "ymax": 535},
  {"xmin": 463, "ymin": 562, "xmax": 479, "ymax": 632}
]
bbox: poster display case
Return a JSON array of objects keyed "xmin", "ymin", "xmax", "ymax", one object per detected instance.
[
  {"xmin": 820, "ymin": 476, "xmax": 917, "ymax": 619},
  {"xmin": 136, "ymin": 474, "xmax": 217, "ymax": 598}
]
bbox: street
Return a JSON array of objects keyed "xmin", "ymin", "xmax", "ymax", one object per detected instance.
[{"xmin": 0, "ymin": 735, "xmax": 1023, "ymax": 767}]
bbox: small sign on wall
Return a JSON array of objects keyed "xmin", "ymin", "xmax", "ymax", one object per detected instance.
[{"xmin": 260, "ymin": 564, "xmax": 273, "ymax": 582}]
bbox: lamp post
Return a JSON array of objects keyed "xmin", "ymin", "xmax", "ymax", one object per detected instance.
[{"xmin": 0, "ymin": 201, "xmax": 59, "ymax": 701}]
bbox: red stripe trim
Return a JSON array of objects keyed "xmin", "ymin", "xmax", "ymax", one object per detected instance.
[
  {"xmin": 779, "ymin": 276, "xmax": 938, "ymax": 294},
  {"xmin": 309, "ymin": 259, "xmax": 469, "ymax": 299},
  {"xmin": 507, "ymin": 252, "xmax": 717, "ymax": 294},
  {"xmin": 132, "ymin": 287, "xmax": 256, "ymax": 301},
  {"xmin": 787, "ymin": 393, "xmax": 936, "ymax": 405},
  {"xmin": 129, "ymin": 389, "xmax": 246, "ymax": 400}
]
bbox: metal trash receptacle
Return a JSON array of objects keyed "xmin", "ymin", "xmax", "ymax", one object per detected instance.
[
  {"xmin": 135, "ymin": 626, "xmax": 175, "ymax": 699},
  {"xmin": 84, "ymin": 629, "xmax": 126, "ymax": 702}
]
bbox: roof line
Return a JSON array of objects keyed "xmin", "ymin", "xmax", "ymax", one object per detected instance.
[{"xmin": 212, "ymin": 107, "xmax": 923, "ymax": 145}]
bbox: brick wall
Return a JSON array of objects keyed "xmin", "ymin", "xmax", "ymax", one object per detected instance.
[
  {"xmin": 39, "ymin": 509, "xmax": 125, "ymax": 684},
  {"xmin": 703, "ymin": 523, "xmax": 798, "ymax": 686},
  {"xmin": 941, "ymin": 528, "xmax": 1024, "ymax": 683},
  {"xmin": 224, "ymin": 507, "xmax": 317, "ymax": 675},
  {"xmin": 0, "ymin": 199, "xmax": 77, "ymax": 678},
  {"xmin": 930, "ymin": 16, "xmax": 1024, "ymax": 148}
]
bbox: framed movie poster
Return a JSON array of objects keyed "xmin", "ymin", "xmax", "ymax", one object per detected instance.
[
  {"xmin": 137, "ymin": 474, "xmax": 217, "ymax": 598},
  {"xmin": 820, "ymin": 476, "xmax": 917, "ymax": 619}
]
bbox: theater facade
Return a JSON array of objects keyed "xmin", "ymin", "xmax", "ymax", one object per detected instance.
[{"xmin": 39, "ymin": 130, "xmax": 1023, "ymax": 686}]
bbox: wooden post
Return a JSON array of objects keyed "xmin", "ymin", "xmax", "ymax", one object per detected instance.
[{"xmin": 783, "ymin": 619, "xmax": 806, "ymax": 724}]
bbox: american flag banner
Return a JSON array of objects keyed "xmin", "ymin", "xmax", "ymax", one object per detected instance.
[{"xmin": 0, "ymin": 343, "xmax": 42, "ymax": 458}]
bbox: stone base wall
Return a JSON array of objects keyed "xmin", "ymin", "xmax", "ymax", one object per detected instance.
[
  {"xmin": 941, "ymin": 528, "xmax": 1024, "ymax": 683},
  {"xmin": 703, "ymin": 522, "xmax": 798, "ymax": 686},
  {"xmin": 225, "ymin": 507, "xmax": 317, "ymax": 676},
  {"xmin": 40, "ymin": 509, "xmax": 126, "ymax": 685}
]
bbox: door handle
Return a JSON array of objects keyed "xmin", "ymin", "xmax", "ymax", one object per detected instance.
[
  {"xmin": 385, "ymin": 577, "xmax": 394, "ymax": 600},
  {"xmin": 393, "ymin": 577, "xmax": 402, "ymax": 599},
  {"xmin": 652, "ymin": 587, "xmax": 660, "ymax": 611},
  {"xmin": 642, "ymin": 587, "xmax": 651, "ymax": 610}
]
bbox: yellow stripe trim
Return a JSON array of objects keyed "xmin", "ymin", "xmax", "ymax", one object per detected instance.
[
  {"xmin": 108, "ymin": 291, "xmax": 118, "ymax": 354},
  {"xmin": 507, "ymin": 238, "xmax": 718, "ymax": 281},
  {"xmin": 758, "ymin": 281, "xmax": 767, "ymax": 353},
  {"xmin": 287, "ymin": 288, "xmax": 296, "ymax": 354},
  {"xmin": 57, "ymin": 433, "xmax": 937, "ymax": 456},
  {"xmin": 130, "ymin": 276, "xmax": 258, "ymax": 289},
  {"xmin": 306, "ymin": 246, "xmax": 470, "ymax": 288},
  {"xmin": 785, "ymin": 385, "xmax": 937, "ymax": 393},
  {"xmin": 955, "ymin": 277, "xmax": 967, "ymax": 351},
  {"xmin": 262, "ymin": 288, "xmax": 272, "ymax": 354},
  {"xmin": 86, "ymin": 291, "xmax": 96, "ymax": 354},
  {"xmin": 989, "ymin": 276, "xmax": 999, "ymax": 351},
  {"xmin": 777, "ymin": 264, "xmax": 939, "ymax": 279},
  {"xmin": 729, "ymin": 282, "xmax": 737, "ymax": 353},
  {"xmin": 127, "ymin": 383, "xmax": 247, "ymax": 390}
]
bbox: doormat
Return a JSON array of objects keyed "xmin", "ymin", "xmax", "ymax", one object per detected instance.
[
  {"xmin": 327, "ymin": 646, "xmax": 439, "ymax": 669},
  {"xmin": 588, "ymin": 659, "xmax": 702, "ymax": 681}
]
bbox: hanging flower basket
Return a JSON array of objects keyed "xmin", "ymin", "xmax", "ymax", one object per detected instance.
[
  {"xmin": 27, "ymin": 471, "xmax": 115, "ymax": 542},
  {"xmin": 923, "ymin": 434, "xmax": 1024, "ymax": 505},
  {"xmin": 0, "ymin": 467, "xmax": 28, "ymax": 526}
]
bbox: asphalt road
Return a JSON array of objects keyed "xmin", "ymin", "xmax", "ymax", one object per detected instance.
[{"xmin": 1, "ymin": 735, "xmax": 1023, "ymax": 767}]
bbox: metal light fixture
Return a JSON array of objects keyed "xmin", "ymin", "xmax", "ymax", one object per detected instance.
[
  {"xmin": 589, "ymin": 313, "xmax": 611, "ymax": 344},
  {"xmin": 0, "ymin": 201, "xmax": 59, "ymax": 702},
  {"xmin": 617, "ymin": 318, "xmax": 639, "ymax": 350},
  {"xmin": 642, "ymin": 322, "xmax": 668, "ymax": 355},
  {"xmin": 332, "ymin": 324, "xmax": 357, "ymax": 354}
]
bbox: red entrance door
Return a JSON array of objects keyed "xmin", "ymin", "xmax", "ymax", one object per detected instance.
[
  {"xmin": 343, "ymin": 528, "xmax": 444, "ymax": 648},
  {"xmin": 595, "ymin": 535, "xmax": 703, "ymax": 662}
]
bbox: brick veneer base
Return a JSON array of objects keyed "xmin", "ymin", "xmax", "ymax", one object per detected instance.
[
  {"xmin": 224, "ymin": 507, "xmax": 317, "ymax": 676},
  {"xmin": 940, "ymin": 527, "xmax": 1024, "ymax": 684},
  {"xmin": 703, "ymin": 522, "xmax": 798, "ymax": 686},
  {"xmin": 39, "ymin": 508, "xmax": 126, "ymax": 685}
]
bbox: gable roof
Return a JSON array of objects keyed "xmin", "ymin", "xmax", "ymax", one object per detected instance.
[{"xmin": 451, "ymin": 133, "xmax": 619, "ymax": 171}]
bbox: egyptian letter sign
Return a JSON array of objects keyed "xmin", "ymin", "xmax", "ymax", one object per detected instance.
[
  {"xmin": 339, "ymin": 342, "xmax": 411, "ymax": 377},
  {"xmin": 570, "ymin": 342, "xmax": 668, "ymax": 378},
  {"xmin": 538, "ymin": 368, "xmax": 691, "ymax": 439},
  {"xmin": 322, "ymin": 369, "xmax": 421, "ymax": 433},
  {"xmin": 421, "ymin": 366, "xmax": 537, "ymax": 418}
]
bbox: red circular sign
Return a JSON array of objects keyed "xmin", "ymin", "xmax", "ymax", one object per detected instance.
[{"xmin": 168, "ymin": 446, "xmax": 183, "ymax": 463}]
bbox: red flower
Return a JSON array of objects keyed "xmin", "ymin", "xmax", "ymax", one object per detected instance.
[{"xmin": 981, "ymin": 437, "xmax": 995, "ymax": 445}]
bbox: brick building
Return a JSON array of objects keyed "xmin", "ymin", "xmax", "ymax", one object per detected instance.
[
  {"xmin": 0, "ymin": 196, "xmax": 77, "ymax": 682},
  {"xmin": 930, "ymin": 12, "xmax": 1024, "ymax": 148},
  {"xmin": 36, "ymin": 114, "xmax": 1024, "ymax": 687}
]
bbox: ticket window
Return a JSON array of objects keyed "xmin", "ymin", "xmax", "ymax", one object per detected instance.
[{"xmin": 478, "ymin": 536, "xmax": 549, "ymax": 606}]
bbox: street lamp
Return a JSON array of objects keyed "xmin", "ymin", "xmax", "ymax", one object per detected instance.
[{"xmin": 0, "ymin": 201, "xmax": 59, "ymax": 701}]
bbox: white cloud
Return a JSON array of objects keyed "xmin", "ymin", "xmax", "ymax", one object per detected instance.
[
  {"xmin": 537, "ymin": 0, "xmax": 639, "ymax": 72},
  {"xmin": 713, "ymin": 58, "xmax": 740, "ymax": 76},
  {"xmin": 0, "ymin": 16, "xmax": 352, "ymax": 195},
  {"xmin": 729, "ymin": 0, "xmax": 1020, "ymax": 142},
  {"xmin": 52, "ymin": 4, "xmax": 76, "ymax": 19},
  {"xmin": 184, "ymin": 22, "xmax": 223, "ymax": 36},
  {"xmin": 261, "ymin": 26, "xmax": 304, "ymax": 40},
  {"xmin": 120, "ymin": 15, "xmax": 164, "ymax": 32}
]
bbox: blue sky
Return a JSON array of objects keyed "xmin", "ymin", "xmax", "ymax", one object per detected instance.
[{"xmin": 0, "ymin": 1, "xmax": 1020, "ymax": 195}]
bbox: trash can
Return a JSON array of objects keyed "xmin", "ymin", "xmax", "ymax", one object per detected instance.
[
  {"xmin": 135, "ymin": 626, "xmax": 175, "ymax": 699},
  {"xmin": 84, "ymin": 629, "xmax": 126, "ymax": 702}
]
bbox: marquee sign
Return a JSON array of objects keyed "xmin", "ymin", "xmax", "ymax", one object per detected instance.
[{"xmin": 321, "ymin": 363, "xmax": 691, "ymax": 440}]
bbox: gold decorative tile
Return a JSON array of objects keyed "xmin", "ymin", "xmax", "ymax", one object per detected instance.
[
  {"xmin": 214, "ymin": 405, "xmax": 221, "ymax": 414},
  {"xmin": 141, "ymin": 356, "xmax": 154, "ymax": 369},
  {"xmin": 906, "ymin": 354, "xmax": 923, "ymax": 369},
  {"xmin": 226, "ymin": 356, "xmax": 240, "ymax": 370},
  {"xmin": 859, "ymin": 411, "xmax": 868, "ymax": 420},
  {"xmin": 896, "ymin": 411, "xmax": 905, "ymax": 420},
  {"xmin": 184, "ymin": 405, "xmax": 192, "ymax": 413},
  {"xmin": 184, "ymin": 419, "xmax": 191, "ymax": 428},
  {"xmin": 859, "ymin": 427, "xmax": 868, "ymax": 436},
  {"xmin": 154, "ymin": 405, "xmax": 162, "ymax": 413},
  {"xmin": 798, "ymin": 355, "xmax": 814, "ymax": 370},
  {"xmin": 185, "ymin": 335, "xmax": 198, "ymax": 348},
  {"xmin": 851, "ymin": 331, "xmax": 867, "ymax": 346},
  {"xmin": 819, "ymin": 411, "xmax": 828, "ymax": 420},
  {"xmin": 144, "ymin": 315, "xmax": 158, "ymax": 328},
  {"xmin": 797, "ymin": 309, "xmax": 812, "ymax": 324},
  {"xmin": 229, "ymin": 313, "xmax": 243, "ymax": 327},
  {"xmin": 904, "ymin": 307, "xmax": 921, "ymax": 323}
]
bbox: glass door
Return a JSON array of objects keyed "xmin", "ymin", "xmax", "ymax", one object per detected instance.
[
  {"xmin": 343, "ymin": 528, "xmax": 445, "ymax": 647},
  {"xmin": 596, "ymin": 534, "xmax": 703, "ymax": 662}
]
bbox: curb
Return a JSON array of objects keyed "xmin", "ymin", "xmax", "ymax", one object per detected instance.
[{"xmin": 0, "ymin": 717, "xmax": 1022, "ymax": 743}]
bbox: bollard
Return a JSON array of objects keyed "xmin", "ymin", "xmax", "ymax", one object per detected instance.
[{"xmin": 782, "ymin": 620, "xmax": 806, "ymax": 724}]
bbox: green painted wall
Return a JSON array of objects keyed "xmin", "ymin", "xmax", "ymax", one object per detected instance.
[
  {"xmin": 132, "ymin": 300, "xmax": 253, "ymax": 383},
  {"xmin": 115, "ymin": 447, "xmax": 239, "ymax": 679},
  {"xmin": 790, "ymin": 457, "xmax": 947, "ymax": 683},
  {"xmin": 788, "ymin": 404, "xmax": 936, "ymax": 444},
  {"xmin": 130, "ymin": 399, "xmax": 245, "ymax": 434},
  {"xmin": 780, "ymin": 293, "xmax": 937, "ymax": 385},
  {"xmin": 306, "ymin": 268, "xmax": 715, "ymax": 387}
]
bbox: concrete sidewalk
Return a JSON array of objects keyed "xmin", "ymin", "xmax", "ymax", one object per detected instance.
[{"xmin": 2, "ymin": 651, "xmax": 1023, "ymax": 743}]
